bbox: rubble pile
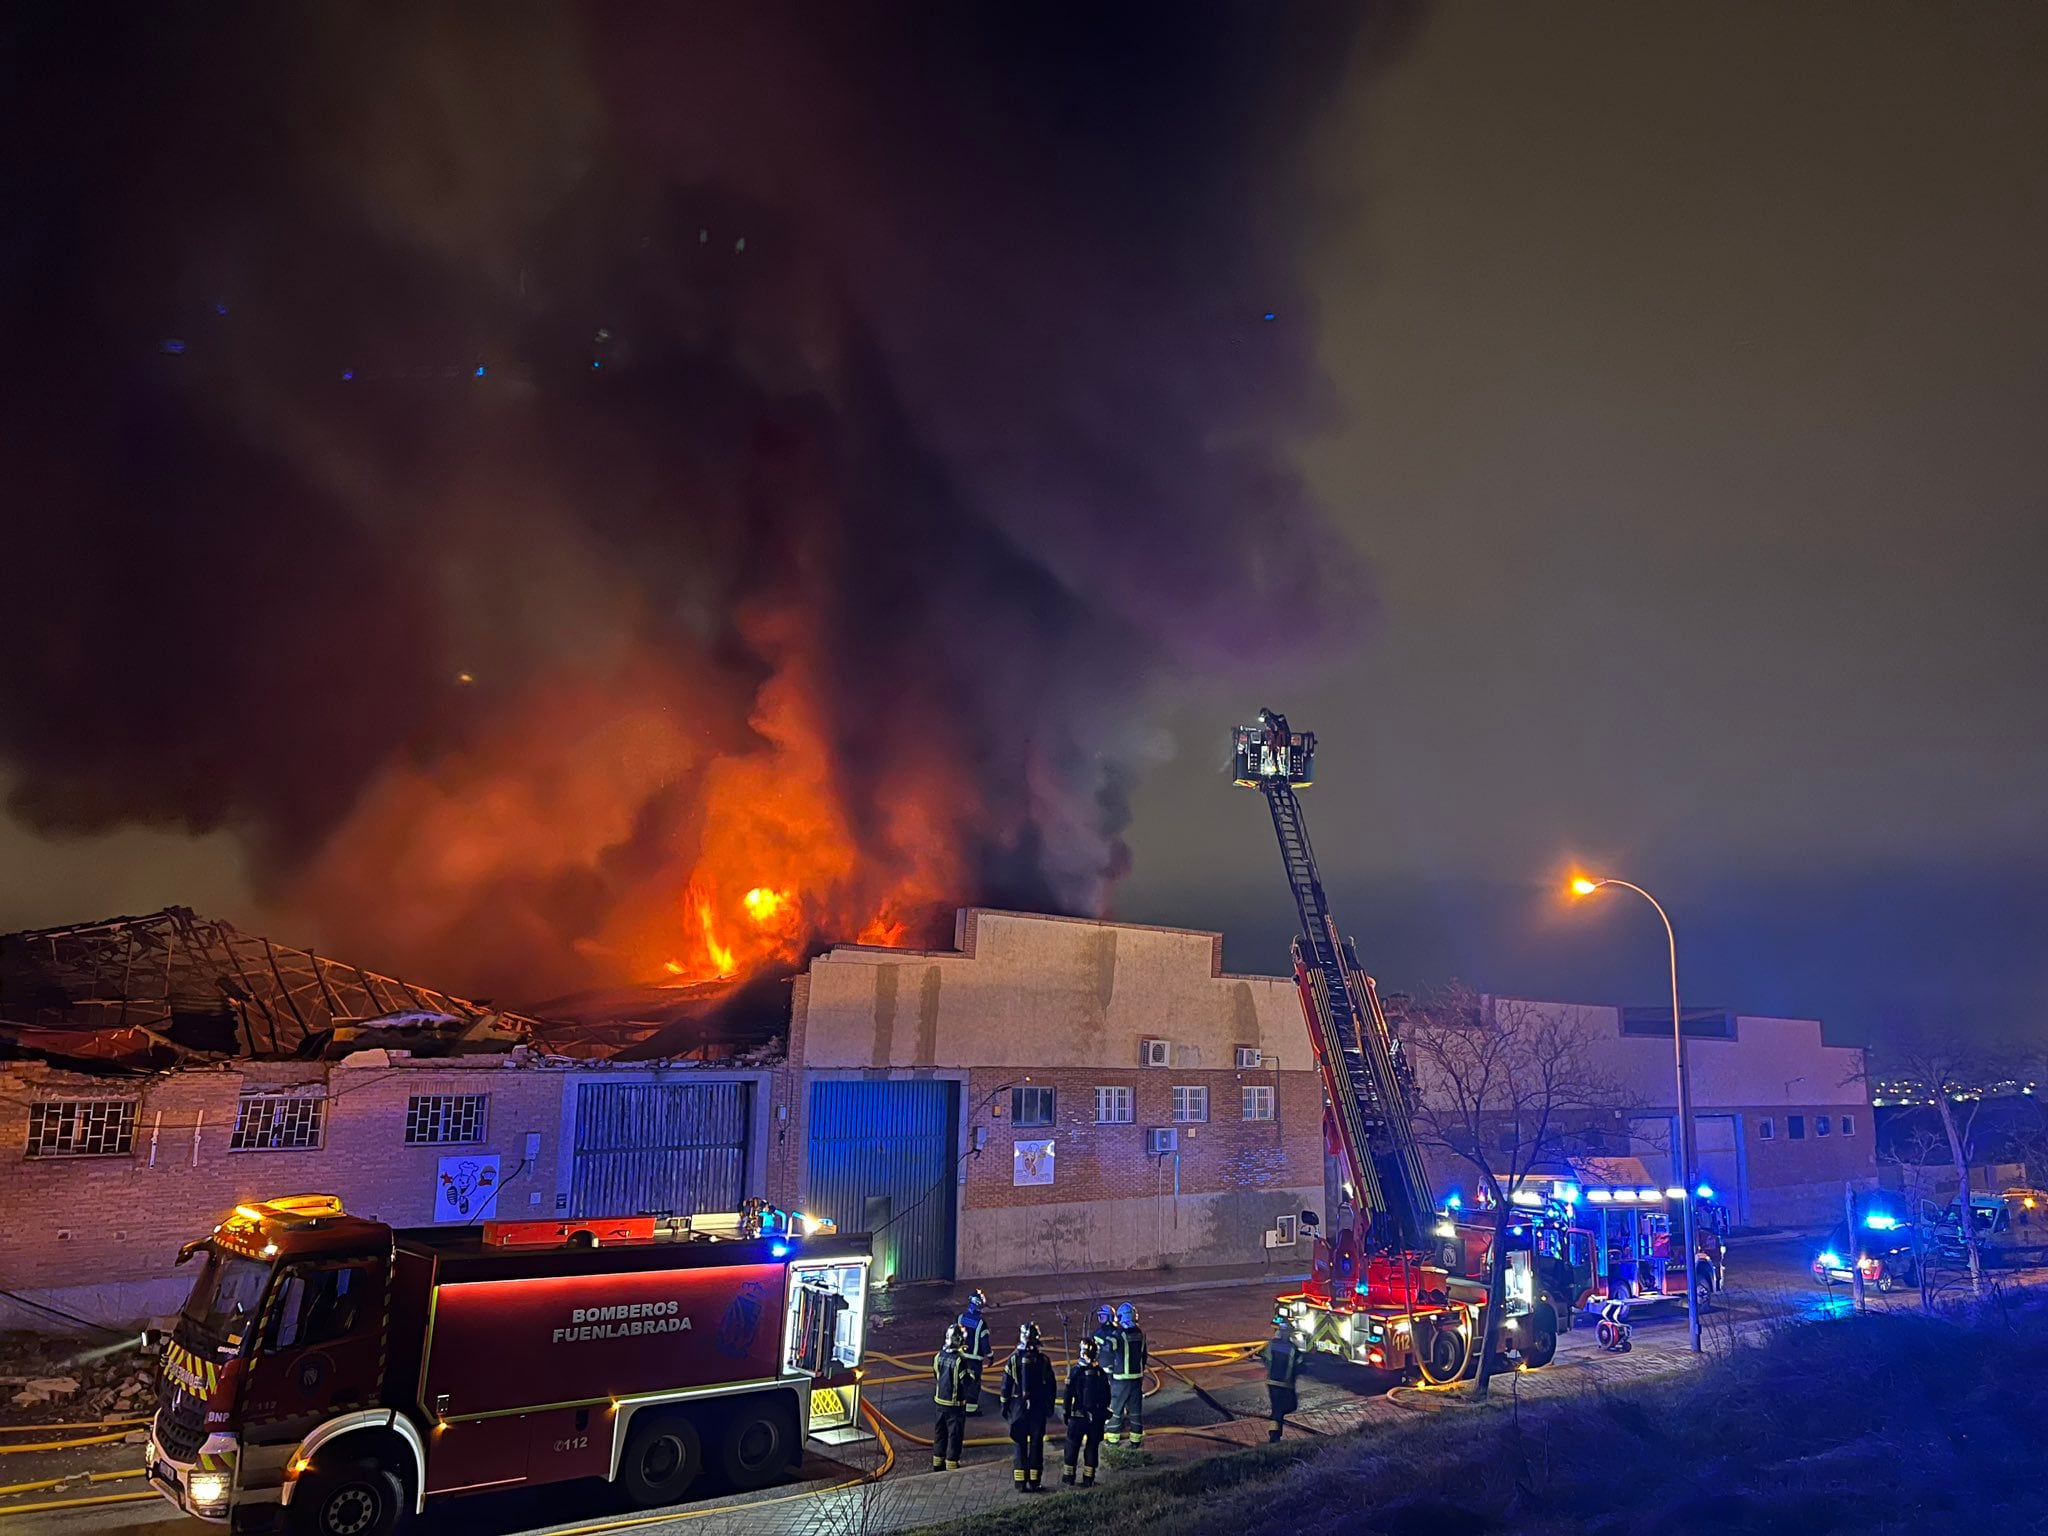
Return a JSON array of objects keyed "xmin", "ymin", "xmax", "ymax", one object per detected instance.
[{"xmin": 0, "ymin": 1333, "xmax": 153, "ymax": 1423}]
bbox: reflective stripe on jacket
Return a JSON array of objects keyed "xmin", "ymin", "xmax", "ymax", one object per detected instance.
[
  {"xmin": 934, "ymin": 1348, "xmax": 968, "ymax": 1407},
  {"xmin": 1110, "ymin": 1325, "xmax": 1148, "ymax": 1380}
]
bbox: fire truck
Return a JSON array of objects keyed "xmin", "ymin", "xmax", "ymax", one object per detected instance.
[
  {"xmin": 146, "ymin": 1195, "xmax": 870, "ymax": 1536},
  {"xmin": 1235, "ymin": 713, "xmax": 1558, "ymax": 1380}
]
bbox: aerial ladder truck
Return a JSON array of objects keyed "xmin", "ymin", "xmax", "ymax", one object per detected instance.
[{"xmin": 1235, "ymin": 712, "xmax": 1555, "ymax": 1380}]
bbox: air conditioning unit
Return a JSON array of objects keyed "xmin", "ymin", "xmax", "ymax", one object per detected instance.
[
  {"xmin": 1235, "ymin": 1046, "xmax": 1264, "ymax": 1069},
  {"xmin": 1146, "ymin": 1127, "xmax": 1178, "ymax": 1156},
  {"xmin": 1139, "ymin": 1038, "xmax": 1171, "ymax": 1068}
]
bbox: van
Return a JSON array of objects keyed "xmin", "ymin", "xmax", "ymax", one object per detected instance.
[{"xmin": 1936, "ymin": 1188, "xmax": 2048, "ymax": 1268}]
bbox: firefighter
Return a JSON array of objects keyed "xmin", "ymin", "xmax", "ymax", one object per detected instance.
[
  {"xmin": 1061, "ymin": 1337, "xmax": 1113, "ymax": 1486},
  {"xmin": 931, "ymin": 1323, "xmax": 969, "ymax": 1472},
  {"xmin": 958, "ymin": 1289, "xmax": 991, "ymax": 1415},
  {"xmin": 1262, "ymin": 1313, "xmax": 1302, "ymax": 1441},
  {"xmin": 999, "ymin": 1321, "xmax": 1057, "ymax": 1492},
  {"xmin": 1091, "ymin": 1303, "xmax": 1120, "ymax": 1361},
  {"xmin": 1104, "ymin": 1302, "xmax": 1147, "ymax": 1446}
]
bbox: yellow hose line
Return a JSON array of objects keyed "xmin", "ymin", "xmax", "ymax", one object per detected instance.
[
  {"xmin": 0, "ymin": 1491, "xmax": 157, "ymax": 1517},
  {"xmin": 0, "ymin": 1468, "xmax": 145, "ymax": 1499},
  {"xmin": 0, "ymin": 1432, "xmax": 136, "ymax": 1455},
  {"xmin": 533, "ymin": 1402, "xmax": 897, "ymax": 1536}
]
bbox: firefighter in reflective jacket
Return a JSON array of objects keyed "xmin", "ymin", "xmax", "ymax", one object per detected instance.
[
  {"xmin": 1104, "ymin": 1302, "xmax": 1147, "ymax": 1445},
  {"xmin": 1061, "ymin": 1337, "xmax": 1113, "ymax": 1486},
  {"xmin": 1000, "ymin": 1321, "xmax": 1057, "ymax": 1492},
  {"xmin": 1262, "ymin": 1314, "xmax": 1302, "ymax": 1441},
  {"xmin": 931, "ymin": 1324, "xmax": 970, "ymax": 1471},
  {"xmin": 958, "ymin": 1289, "xmax": 991, "ymax": 1414}
]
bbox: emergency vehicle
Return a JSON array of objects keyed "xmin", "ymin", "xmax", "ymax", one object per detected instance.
[
  {"xmin": 146, "ymin": 1195, "xmax": 870, "ymax": 1536},
  {"xmin": 1236, "ymin": 716, "xmax": 1557, "ymax": 1381}
]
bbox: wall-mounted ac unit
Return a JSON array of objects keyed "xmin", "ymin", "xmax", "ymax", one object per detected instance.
[
  {"xmin": 1146, "ymin": 1126, "xmax": 1178, "ymax": 1156},
  {"xmin": 1139, "ymin": 1038, "xmax": 1171, "ymax": 1068},
  {"xmin": 1234, "ymin": 1046, "xmax": 1264, "ymax": 1069}
]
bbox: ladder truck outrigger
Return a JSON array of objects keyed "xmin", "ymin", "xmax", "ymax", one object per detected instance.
[{"xmin": 1236, "ymin": 712, "xmax": 1558, "ymax": 1381}]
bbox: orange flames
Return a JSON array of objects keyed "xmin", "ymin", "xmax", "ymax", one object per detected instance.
[{"xmin": 281, "ymin": 613, "xmax": 969, "ymax": 1003}]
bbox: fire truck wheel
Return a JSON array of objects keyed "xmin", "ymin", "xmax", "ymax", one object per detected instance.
[
  {"xmin": 620, "ymin": 1414, "xmax": 702, "ymax": 1507},
  {"xmin": 715, "ymin": 1397, "xmax": 795, "ymax": 1490},
  {"xmin": 1518, "ymin": 1310, "xmax": 1558, "ymax": 1369},
  {"xmin": 1415, "ymin": 1322, "xmax": 1467, "ymax": 1385},
  {"xmin": 291, "ymin": 1457, "xmax": 404, "ymax": 1536}
]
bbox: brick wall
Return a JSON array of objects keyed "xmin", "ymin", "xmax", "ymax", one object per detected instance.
[
  {"xmin": 0, "ymin": 1055, "xmax": 786, "ymax": 1329},
  {"xmin": 1740, "ymin": 1103, "xmax": 1879, "ymax": 1225}
]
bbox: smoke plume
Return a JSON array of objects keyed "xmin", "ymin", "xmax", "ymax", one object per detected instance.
[{"xmin": 1, "ymin": 3, "xmax": 1407, "ymax": 1002}]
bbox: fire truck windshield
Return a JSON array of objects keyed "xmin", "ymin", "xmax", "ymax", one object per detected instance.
[{"xmin": 179, "ymin": 1249, "xmax": 271, "ymax": 1350}]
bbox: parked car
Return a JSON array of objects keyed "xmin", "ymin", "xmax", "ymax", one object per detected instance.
[{"xmin": 1812, "ymin": 1216, "xmax": 1920, "ymax": 1294}]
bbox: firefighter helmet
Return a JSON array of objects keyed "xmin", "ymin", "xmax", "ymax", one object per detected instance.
[
  {"xmin": 1095, "ymin": 1304, "xmax": 1115, "ymax": 1327},
  {"xmin": 1116, "ymin": 1303, "xmax": 1138, "ymax": 1328},
  {"xmin": 1080, "ymin": 1338, "xmax": 1100, "ymax": 1364},
  {"xmin": 1018, "ymin": 1321, "xmax": 1041, "ymax": 1349},
  {"xmin": 966, "ymin": 1288, "xmax": 987, "ymax": 1314},
  {"xmin": 944, "ymin": 1323, "xmax": 966, "ymax": 1350}
]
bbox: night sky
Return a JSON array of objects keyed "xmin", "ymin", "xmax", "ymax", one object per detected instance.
[{"xmin": 4, "ymin": 6, "xmax": 2044, "ymax": 1045}]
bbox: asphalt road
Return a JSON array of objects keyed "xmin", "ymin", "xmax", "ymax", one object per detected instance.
[{"xmin": 13, "ymin": 1233, "xmax": 2030, "ymax": 1536}]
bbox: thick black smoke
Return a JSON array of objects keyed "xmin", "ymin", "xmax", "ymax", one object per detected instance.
[{"xmin": 1, "ymin": 3, "xmax": 1411, "ymax": 999}]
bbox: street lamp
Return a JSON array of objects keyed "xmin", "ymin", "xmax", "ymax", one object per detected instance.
[{"xmin": 1569, "ymin": 875, "xmax": 1703, "ymax": 1354}]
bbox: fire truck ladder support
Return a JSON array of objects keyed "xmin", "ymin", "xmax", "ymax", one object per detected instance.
[{"xmin": 1259, "ymin": 777, "xmax": 1434, "ymax": 1250}]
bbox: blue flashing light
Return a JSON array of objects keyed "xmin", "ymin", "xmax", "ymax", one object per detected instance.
[
  {"xmin": 770, "ymin": 1241, "xmax": 790, "ymax": 1258},
  {"xmin": 213, "ymin": 302, "xmax": 228, "ymax": 316},
  {"xmin": 1444, "ymin": 1192, "xmax": 1462, "ymax": 1209},
  {"xmin": 591, "ymin": 359, "xmax": 603, "ymax": 369},
  {"xmin": 1696, "ymin": 1184, "xmax": 1715, "ymax": 1200},
  {"xmin": 1818, "ymin": 1250, "xmax": 1842, "ymax": 1269},
  {"xmin": 474, "ymin": 365, "xmax": 488, "ymax": 379},
  {"xmin": 1261, "ymin": 312, "xmax": 1276, "ymax": 321},
  {"xmin": 341, "ymin": 370, "xmax": 355, "ymax": 381},
  {"xmin": 160, "ymin": 339, "xmax": 187, "ymax": 355},
  {"xmin": 1864, "ymin": 1213, "xmax": 1902, "ymax": 1231}
]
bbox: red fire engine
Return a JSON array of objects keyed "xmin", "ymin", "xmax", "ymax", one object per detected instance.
[
  {"xmin": 146, "ymin": 1194, "xmax": 870, "ymax": 1536},
  {"xmin": 1235, "ymin": 714, "xmax": 1558, "ymax": 1379}
]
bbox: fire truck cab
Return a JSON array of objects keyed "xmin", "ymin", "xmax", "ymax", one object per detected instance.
[{"xmin": 147, "ymin": 1195, "xmax": 869, "ymax": 1536}]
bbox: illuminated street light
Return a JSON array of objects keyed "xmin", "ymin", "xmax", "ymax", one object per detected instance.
[{"xmin": 1568, "ymin": 874, "xmax": 1704, "ymax": 1354}]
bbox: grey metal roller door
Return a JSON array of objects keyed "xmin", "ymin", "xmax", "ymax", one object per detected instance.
[
  {"xmin": 806, "ymin": 1079, "xmax": 958, "ymax": 1284},
  {"xmin": 571, "ymin": 1081, "xmax": 751, "ymax": 1218}
]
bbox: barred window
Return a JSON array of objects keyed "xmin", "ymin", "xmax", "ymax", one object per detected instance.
[
  {"xmin": 1010, "ymin": 1086, "xmax": 1056, "ymax": 1128},
  {"xmin": 1242, "ymin": 1085, "xmax": 1275, "ymax": 1122},
  {"xmin": 27, "ymin": 1099, "xmax": 138, "ymax": 1158},
  {"xmin": 231, "ymin": 1093, "xmax": 326, "ymax": 1151},
  {"xmin": 1171, "ymin": 1085, "xmax": 1209, "ymax": 1123},
  {"xmin": 405, "ymin": 1094, "xmax": 489, "ymax": 1146},
  {"xmin": 1094, "ymin": 1087, "xmax": 1134, "ymax": 1124}
]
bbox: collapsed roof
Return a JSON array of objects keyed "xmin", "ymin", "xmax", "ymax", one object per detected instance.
[{"xmin": 0, "ymin": 907, "xmax": 672, "ymax": 1069}]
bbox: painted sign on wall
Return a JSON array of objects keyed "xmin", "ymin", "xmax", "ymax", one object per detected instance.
[
  {"xmin": 435, "ymin": 1154, "xmax": 501, "ymax": 1221},
  {"xmin": 1013, "ymin": 1139, "xmax": 1055, "ymax": 1187}
]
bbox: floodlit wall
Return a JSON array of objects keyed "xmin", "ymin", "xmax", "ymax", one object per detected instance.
[{"xmin": 792, "ymin": 910, "xmax": 1325, "ymax": 1278}]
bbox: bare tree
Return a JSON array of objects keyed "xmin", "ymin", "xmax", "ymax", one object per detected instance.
[
  {"xmin": 1869, "ymin": 1036, "xmax": 2003, "ymax": 1298},
  {"xmin": 1880, "ymin": 1120, "xmax": 1950, "ymax": 1312},
  {"xmin": 1399, "ymin": 986, "xmax": 1632, "ymax": 1398}
]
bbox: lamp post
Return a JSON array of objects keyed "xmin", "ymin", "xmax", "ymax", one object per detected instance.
[{"xmin": 1570, "ymin": 876, "xmax": 1703, "ymax": 1354}]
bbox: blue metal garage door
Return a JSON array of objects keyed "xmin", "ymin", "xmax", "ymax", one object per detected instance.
[
  {"xmin": 570, "ymin": 1081, "xmax": 751, "ymax": 1219},
  {"xmin": 806, "ymin": 1080, "xmax": 959, "ymax": 1284}
]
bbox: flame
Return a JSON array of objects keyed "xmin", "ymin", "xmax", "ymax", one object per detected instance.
[{"xmin": 283, "ymin": 615, "xmax": 969, "ymax": 1001}]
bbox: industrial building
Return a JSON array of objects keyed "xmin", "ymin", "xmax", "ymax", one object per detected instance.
[{"xmin": 2, "ymin": 906, "xmax": 1872, "ymax": 1329}]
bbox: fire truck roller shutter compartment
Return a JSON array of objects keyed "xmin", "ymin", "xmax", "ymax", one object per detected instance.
[{"xmin": 420, "ymin": 1261, "xmax": 787, "ymax": 1495}]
